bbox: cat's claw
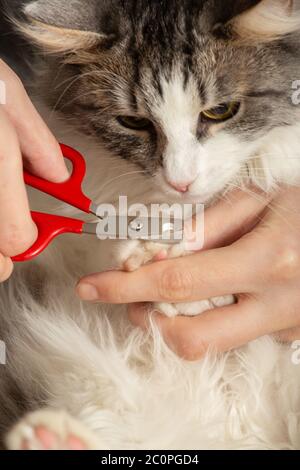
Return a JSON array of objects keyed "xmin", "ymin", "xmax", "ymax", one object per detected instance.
[
  {"xmin": 155, "ymin": 295, "xmax": 235, "ymax": 318},
  {"xmin": 121, "ymin": 240, "xmax": 186, "ymax": 272},
  {"xmin": 6, "ymin": 409, "xmax": 102, "ymax": 451}
]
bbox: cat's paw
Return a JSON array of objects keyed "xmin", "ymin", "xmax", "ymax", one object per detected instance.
[
  {"xmin": 117, "ymin": 239, "xmax": 187, "ymax": 272},
  {"xmin": 154, "ymin": 295, "xmax": 235, "ymax": 318},
  {"xmin": 6, "ymin": 409, "xmax": 102, "ymax": 451}
]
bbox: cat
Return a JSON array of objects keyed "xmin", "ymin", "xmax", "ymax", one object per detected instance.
[{"xmin": 1, "ymin": 0, "xmax": 300, "ymax": 450}]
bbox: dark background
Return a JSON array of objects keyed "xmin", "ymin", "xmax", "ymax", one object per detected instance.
[{"xmin": 0, "ymin": 0, "xmax": 32, "ymax": 76}]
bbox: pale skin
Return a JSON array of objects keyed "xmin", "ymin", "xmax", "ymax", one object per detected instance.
[
  {"xmin": 0, "ymin": 59, "xmax": 69, "ymax": 280},
  {"xmin": 77, "ymin": 188, "xmax": 300, "ymax": 361},
  {"xmin": 2, "ymin": 60, "xmax": 300, "ymax": 361}
]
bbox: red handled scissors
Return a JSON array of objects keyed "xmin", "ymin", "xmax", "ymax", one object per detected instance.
[{"xmin": 12, "ymin": 144, "xmax": 183, "ymax": 262}]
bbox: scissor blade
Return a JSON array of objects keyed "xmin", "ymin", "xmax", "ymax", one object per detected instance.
[
  {"xmin": 83, "ymin": 216, "xmax": 184, "ymax": 244},
  {"xmin": 127, "ymin": 216, "xmax": 184, "ymax": 243}
]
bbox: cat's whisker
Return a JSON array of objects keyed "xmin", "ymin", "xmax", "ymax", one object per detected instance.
[
  {"xmin": 53, "ymin": 70, "xmax": 98, "ymax": 91},
  {"xmin": 247, "ymin": 153, "xmax": 300, "ymax": 160},
  {"xmin": 225, "ymin": 182, "xmax": 298, "ymax": 226},
  {"xmin": 58, "ymin": 90, "xmax": 117, "ymax": 111},
  {"xmin": 225, "ymin": 182, "xmax": 270, "ymax": 203},
  {"xmin": 99, "ymin": 170, "xmax": 147, "ymax": 192},
  {"xmin": 52, "ymin": 62, "xmax": 71, "ymax": 90},
  {"xmin": 50, "ymin": 71, "xmax": 104, "ymax": 116},
  {"xmin": 240, "ymin": 167, "xmax": 299, "ymax": 171},
  {"xmin": 215, "ymin": 193, "xmax": 236, "ymax": 208}
]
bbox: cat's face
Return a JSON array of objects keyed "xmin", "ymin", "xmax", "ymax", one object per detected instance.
[{"xmin": 22, "ymin": 0, "xmax": 300, "ymax": 202}]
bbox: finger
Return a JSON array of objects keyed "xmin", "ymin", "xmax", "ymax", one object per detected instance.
[
  {"xmin": 188, "ymin": 188, "xmax": 273, "ymax": 252},
  {"xmin": 0, "ymin": 108, "xmax": 37, "ymax": 256},
  {"xmin": 129, "ymin": 299, "xmax": 269, "ymax": 361},
  {"xmin": 0, "ymin": 59, "xmax": 69, "ymax": 182},
  {"xmin": 0, "ymin": 255, "xmax": 14, "ymax": 282},
  {"xmin": 76, "ymin": 233, "xmax": 269, "ymax": 303}
]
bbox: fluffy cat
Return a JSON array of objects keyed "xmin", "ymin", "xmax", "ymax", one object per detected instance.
[{"xmin": 1, "ymin": 0, "xmax": 300, "ymax": 450}]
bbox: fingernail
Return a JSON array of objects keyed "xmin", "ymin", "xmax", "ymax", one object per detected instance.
[{"xmin": 76, "ymin": 283, "xmax": 99, "ymax": 301}]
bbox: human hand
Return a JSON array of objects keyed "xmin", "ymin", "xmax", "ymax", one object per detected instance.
[
  {"xmin": 77, "ymin": 187, "xmax": 300, "ymax": 360},
  {"xmin": 0, "ymin": 59, "xmax": 69, "ymax": 281}
]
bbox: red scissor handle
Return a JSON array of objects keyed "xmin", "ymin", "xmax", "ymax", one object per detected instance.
[
  {"xmin": 24, "ymin": 143, "xmax": 92, "ymax": 213},
  {"xmin": 12, "ymin": 212, "xmax": 84, "ymax": 262}
]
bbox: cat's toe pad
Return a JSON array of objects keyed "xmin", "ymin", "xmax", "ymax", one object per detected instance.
[
  {"xmin": 21, "ymin": 425, "xmax": 86, "ymax": 450},
  {"xmin": 120, "ymin": 240, "xmax": 187, "ymax": 272},
  {"xmin": 6, "ymin": 409, "xmax": 101, "ymax": 450},
  {"xmin": 123, "ymin": 245, "xmax": 162, "ymax": 271}
]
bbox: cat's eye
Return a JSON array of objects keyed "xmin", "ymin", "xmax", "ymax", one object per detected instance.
[
  {"xmin": 117, "ymin": 116, "xmax": 153, "ymax": 131},
  {"xmin": 201, "ymin": 102, "xmax": 240, "ymax": 122}
]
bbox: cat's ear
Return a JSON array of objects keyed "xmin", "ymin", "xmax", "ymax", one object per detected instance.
[
  {"xmin": 18, "ymin": 0, "xmax": 120, "ymax": 53},
  {"xmin": 229, "ymin": 0, "xmax": 300, "ymax": 41}
]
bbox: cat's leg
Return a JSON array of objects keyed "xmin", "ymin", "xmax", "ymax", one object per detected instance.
[{"xmin": 6, "ymin": 409, "xmax": 103, "ymax": 451}]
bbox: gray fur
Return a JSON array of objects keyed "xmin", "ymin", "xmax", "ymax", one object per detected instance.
[
  {"xmin": 26, "ymin": 0, "xmax": 107, "ymax": 33},
  {"xmin": 21, "ymin": 0, "xmax": 300, "ymax": 172}
]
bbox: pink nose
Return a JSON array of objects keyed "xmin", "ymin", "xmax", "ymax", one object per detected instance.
[{"xmin": 168, "ymin": 182, "xmax": 190, "ymax": 193}]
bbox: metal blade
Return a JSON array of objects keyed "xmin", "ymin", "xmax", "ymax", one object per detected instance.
[{"xmin": 83, "ymin": 215, "xmax": 184, "ymax": 244}]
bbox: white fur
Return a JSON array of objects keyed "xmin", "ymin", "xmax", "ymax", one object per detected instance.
[
  {"xmin": 154, "ymin": 72, "xmax": 202, "ymax": 188},
  {"xmin": 3, "ymin": 267, "xmax": 300, "ymax": 449},
  {"xmin": 2, "ymin": 72, "xmax": 300, "ymax": 448}
]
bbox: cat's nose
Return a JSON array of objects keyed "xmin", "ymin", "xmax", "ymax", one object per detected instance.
[{"xmin": 167, "ymin": 181, "xmax": 191, "ymax": 193}]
